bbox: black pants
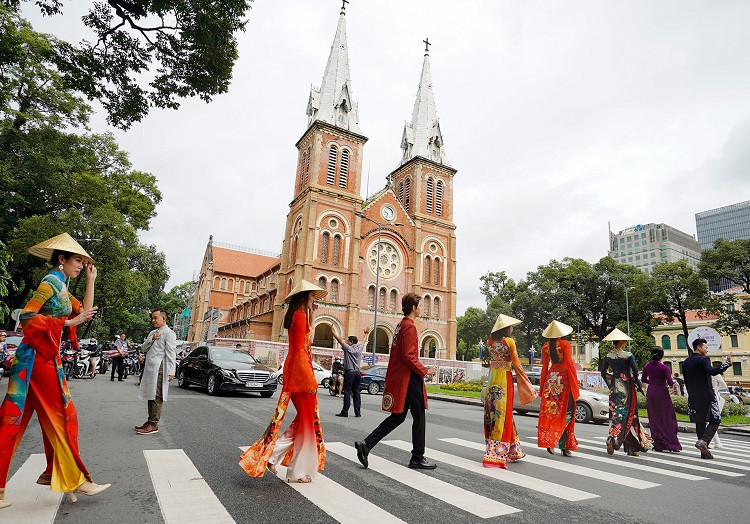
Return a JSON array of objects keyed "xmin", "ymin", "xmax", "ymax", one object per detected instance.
[
  {"xmin": 696, "ymin": 420, "xmax": 720, "ymax": 445},
  {"xmin": 364, "ymin": 372, "xmax": 425, "ymax": 459},
  {"xmin": 111, "ymin": 357, "xmax": 124, "ymax": 380},
  {"xmin": 341, "ymin": 370, "xmax": 361, "ymax": 416}
]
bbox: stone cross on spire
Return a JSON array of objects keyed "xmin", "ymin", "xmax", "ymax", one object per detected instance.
[
  {"xmin": 341, "ymin": 0, "xmax": 349, "ymax": 13},
  {"xmin": 423, "ymin": 37, "xmax": 431, "ymax": 55}
]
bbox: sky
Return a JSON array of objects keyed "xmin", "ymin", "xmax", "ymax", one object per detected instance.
[{"xmin": 24, "ymin": 0, "xmax": 750, "ymax": 315}]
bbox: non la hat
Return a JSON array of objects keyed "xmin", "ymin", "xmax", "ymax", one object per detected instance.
[
  {"xmin": 284, "ymin": 279, "xmax": 327, "ymax": 303},
  {"xmin": 28, "ymin": 233, "xmax": 93, "ymax": 264},
  {"xmin": 602, "ymin": 328, "xmax": 632, "ymax": 342},
  {"xmin": 542, "ymin": 320, "xmax": 574, "ymax": 339},
  {"xmin": 491, "ymin": 313, "xmax": 522, "ymax": 333}
]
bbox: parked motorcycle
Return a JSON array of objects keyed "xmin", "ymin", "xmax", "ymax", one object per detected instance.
[{"xmin": 61, "ymin": 345, "xmax": 78, "ymax": 380}]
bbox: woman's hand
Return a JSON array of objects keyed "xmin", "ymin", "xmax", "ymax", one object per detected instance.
[
  {"xmin": 86, "ymin": 263, "xmax": 98, "ymax": 281},
  {"xmin": 65, "ymin": 306, "xmax": 99, "ymax": 327}
]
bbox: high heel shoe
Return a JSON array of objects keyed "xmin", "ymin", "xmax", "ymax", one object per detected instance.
[
  {"xmin": 546, "ymin": 448, "xmax": 554, "ymax": 455},
  {"xmin": 69, "ymin": 481, "xmax": 111, "ymax": 502},
  {"xmin": 0, "ymin": 501, "xmax": 11, "ymax": 509}
]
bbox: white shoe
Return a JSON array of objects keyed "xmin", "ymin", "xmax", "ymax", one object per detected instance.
[{"xmin": 0, "ymin": 501, "xmax": 11, "ymax": 509}]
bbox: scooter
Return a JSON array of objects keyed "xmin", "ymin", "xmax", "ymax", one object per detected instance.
[
  {"xmin": 329, "ymin": 372, "xmax": 343, "ymax": 396},
  {"xmin": 61, "ymin": 346, "xmax": 78, "ymax": 380},
  {"xmin": 75, "ymin": 348, "xmax": 91, "ymax": 379}
]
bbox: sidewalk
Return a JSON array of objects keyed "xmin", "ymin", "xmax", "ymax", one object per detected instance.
[{"xmin": 427, "ymin": 391, "xmax": 750, "ymax": 436}]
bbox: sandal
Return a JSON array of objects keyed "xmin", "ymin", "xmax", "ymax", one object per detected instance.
[
  {"xmin": 562, "ymin": 449, "xmax": 572, "ymax": 457},
  {"xmin": 287, "ymin": 475, "xmax": 312, "ymax": 483},
  {"xmin": 266, "ymin": 463, "xmax": 277, "ymax": 475},
  {"xmin": 546, "ymin": 448, "xmax": 554, "ymax": 455}
]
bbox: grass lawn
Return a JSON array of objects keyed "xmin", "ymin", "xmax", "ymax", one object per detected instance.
[
  {"xmin": 426, "ymin": 385, "xmax": 481, "ymax": 399},
  {"xmin": 638, "ymin": 408, "xmax": 750, "ymax": 425}
]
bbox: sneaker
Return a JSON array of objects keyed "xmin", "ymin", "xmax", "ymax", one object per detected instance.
[
  {"xmin": 354, "ymin": 441, "xmax": 369, "ymax": 469},
  {"xmin": 135, "ymin": 422, "xmax": 149, "ymax": 431},
  {"xmin": 136, "ymin": 423, "xmax": 159, "ymax": 435}
]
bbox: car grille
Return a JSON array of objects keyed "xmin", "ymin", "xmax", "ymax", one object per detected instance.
[{"xmin": 236, "ymin": 371, "xmax": 270, "ymax": 382}]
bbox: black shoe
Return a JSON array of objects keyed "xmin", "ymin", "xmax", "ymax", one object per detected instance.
[
  {"xmin": 118, "ymin": 379, "xmax": 124, "ymax": 381},
  {"xmin": 354, "ymin": 441, "xmax": 369, "ymax": 468},
  {"xmin": 408, "ymin": 456, "xmax": 437, "ymax": 469},
  {"xmin": 696, "ymin": 440, "xmax": 713, "ymax": 459},
  {"xmin": 335, "ymin": 413, "xmax": 348, "ymax": 417},
  {"xmin": 355, "ymin": 413, "xmax": 361, "ymax": 417},
  {"xmin": 110, "ymin": 378, "xmax": 115, "ymax": 381}
]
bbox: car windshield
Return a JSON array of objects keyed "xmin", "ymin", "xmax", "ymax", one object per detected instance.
[{"xmin": 210, "ymin": 347, "xmax": 257, "ymax": 364}]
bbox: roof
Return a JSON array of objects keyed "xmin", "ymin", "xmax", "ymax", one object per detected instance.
[{"xmin": 211, "ymin": 246, "xmax": 280, "ymax": 278}]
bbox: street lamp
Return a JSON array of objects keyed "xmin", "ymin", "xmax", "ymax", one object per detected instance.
[
  {"xmin": 625, "ymin": 286, "xmax": 635, "ymax": 350},
  {"xmin": 356, "ymin": 211, "xmax": 403, "ymax": 365}
]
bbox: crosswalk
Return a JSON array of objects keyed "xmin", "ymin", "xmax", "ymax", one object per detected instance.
[{"xmin": 3, "ymin": 434, "xmax": 749, "ymax": 523}]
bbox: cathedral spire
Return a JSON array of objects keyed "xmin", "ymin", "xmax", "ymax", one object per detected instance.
[
  {"xmin": 306, "ymin": 5, "xmax": 362, "ymax": 135},
  {"xmin": 399, "ymin": 39, "xmax": 450, "ymax": 167}
]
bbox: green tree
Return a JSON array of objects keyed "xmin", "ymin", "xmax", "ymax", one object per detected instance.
[
  {"xmin": 0, "ymin": 240, "xmax": 13, "ymax": 324},
  {"xmin": 650, "ymin": 260, "xmax": 711, "ymax": 356},
  {"xmin": 7, "ymin": 0, "xmax": 252, "ymax": 129},
  {"xmin": 699, "ymin": 238, "xmax": 750, "ymax": 293},
  {"xmin": 457, "ymin": 306, "xmax": 492, "ymax": 348}
]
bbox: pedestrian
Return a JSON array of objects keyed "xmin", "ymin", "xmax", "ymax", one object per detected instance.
[
  {"xmin": 88, "ymin": 340, "xmax": 101, "ymax": 378},
  {"xmin": 0, "ymin": 331, "xmax": 7, "ymax": 381},
  {"xmin": 332, "ymin": 325, "xmax": 370, "ymax": 417},
  {"xmin": 479, "ymin": 314, "xmax": 537, "ymax": 469},
  {"xmin": 537, "ymin": 320, "xmax": 579, "ymax": 457},
  {"xmin": 111, "ymin": 332, "xmax": 127, "ymax": 381},
  {"xmin": 641, "ymin": 347, "xmax": 682, "ymax": 452},
  {"xmin": 600, "ymin": 328, "xmax": 651, "ymax": 456},
  {"xmin": 331, "ymin": 357, "xmax": 344, "ymax": 396},
  {"xmin": 135, "ymin": 308, "xmax": 177, "ymax": 435},
  {"xmin": 673, "ymin": 373, "xmax": 686, "ymax": 397},
  {"xmin": 682, "ymin": 338, "xmax": 731, "ymax": 459},
  {"xmin": 0, "ymin": 233, "xmax": 110, "ymax": 510},
  {"xmin": 235, "ymin": 343, "xmax": 242, "ymax": 349},
  {"xmin": 710, "ymin": 374, "xmax": 728, "ymax": 449},
  {"xmin": 354, "ymin": 293, "xmax": 437, "ymax": 470},
  {"xmin": 239, "ymin": 280, "xmax": 327, "ymax": 483}
]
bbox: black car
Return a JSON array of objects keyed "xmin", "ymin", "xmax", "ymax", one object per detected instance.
[
  {"xmin": 360, "ymin": 365, "xmax": 387, "ymax": 395},
  {"xmin": 177, "ymin": 345, "xmax": 277, "ymax": 397}
]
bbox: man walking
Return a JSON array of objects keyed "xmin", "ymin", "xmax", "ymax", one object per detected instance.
[
  {"xmin": 682, "ymin": 337, "xmax": 731, "ymax": 459},
  {"xmin": 354, "ymin": 293, "xmax": 436, "ymax": 470},
  {"xmin": 333, "ymin": 325, "xmax": 370, "ymax": 417},
  {"xmin": 136, "ymin": 308, "xmax": 177, "ymax": 435},
  {"xmin": 111, "ymin": 332, "xmax": 128, "ymax": 381}
]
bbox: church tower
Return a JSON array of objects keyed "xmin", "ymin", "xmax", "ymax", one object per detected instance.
[{"xmin": 273, "ymin": 4, "xmax": 368, "ymax": 342}]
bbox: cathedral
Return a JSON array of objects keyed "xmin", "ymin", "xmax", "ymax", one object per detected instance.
[{"xmin": 189, "ymin": 6, "xmax": 458, "ymax": 359}]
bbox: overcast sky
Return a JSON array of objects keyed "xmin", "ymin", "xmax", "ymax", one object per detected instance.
[{"xmin": 26, "ymin": 0, "xmax": 750, "ymax": 314}]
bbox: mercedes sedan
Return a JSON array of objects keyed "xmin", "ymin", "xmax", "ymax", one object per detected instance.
[{"xmin": 177, "ymin": 345, "xmax": 277, "ymax": 397}]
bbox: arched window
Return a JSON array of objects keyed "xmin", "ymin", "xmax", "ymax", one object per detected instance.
[
  {"xmin": 251, "ymin": 282, "xmax": 256, "ymax": 293},
  {"xmin": 435, "ymin": 180, "xmax": 443, "ymax": 216},
  {"xmin": 405, "ymin": 178, "xmax": 411, "ymax": 209},
  {"xmin": 423, "ymin": 295, "xmax": 431, "ymax": 317},
  {"xmin": 398, "ymin": 182, "xmax": 404, "ymax": 205},
  {"xmin": 330, "ymin": 279, "xmax": 339, "ymax": 302},
  {"xmin": 321, "ymin": 232, "xmax": 330, "ymax": 264},
  {"xmin": 228, "ymin": 278, "xmax": 234, "ymax": 291},
  {"xmin": 332, "ymin": 235, "xmax": 341, "ymax": 267},
  {"xmin": 676, "ymin": 334, "xmax": 687, "ymax": 349},
  {"xmin": 220, "ymin": 277, "xmax": 227, "ymax": 291},
  {"xmin": 290, "ymin": 236, "xmax": 298, "ymax": 264},
  {"xmin": 327, "ymin": 145, "xmax": 337, "ymax": 185},
  {"xmin": 339, "ymin": 149, "xmax": 349, "ymax": 188},
  {"xmin": 433, "ymin": 257, "xmax": 440, "ymax": 286},
  {"xmin": 214, "ymin": 276, "xmax": 220, "ymax": 289},
  {"xmin": 433, "ymin": 297, "xmax": 440, "ymax": 318},
  {"xmin": 378, "ymin": 287, "xmax": 386, "ymax": 311},
  {"xmin": 424, "ymin": 256, "xmax": 431, "ymax": 284},
  {"xmin": 426, "ymin": 178, "xmax": 434, "ymax": 213},
  {"xmin": 661, "ymin": 335, "xmax": 671, "ymax": 350},
  {"xmin": 253, "ymin": 302, "xmax": 259, "ymax": 316},
  {"xmin": 304, "ymin": 148, "xmax": 311, "ymax": 186},
  {"xmin": 244, "ymin": 281, "xmax": 251, "ymax": 293},
  {"xmin": 389, "ymin": 289, "xmax": 397, "ymax": 311},
  {"xmin": 318, "ymin": 276, "xmax": 327, "ymax": 291},
  {"xmin": 287, "ymin": 278, "xmax": 293, "ymax": 296},
  {"xmin": 368, "ymin": 285, "xmax": 375, "ymax": 308}
]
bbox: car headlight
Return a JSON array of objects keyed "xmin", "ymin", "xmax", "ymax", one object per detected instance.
[{"xmin": 220, "ymin": 369, "xmax": 235, "ymax": 378}]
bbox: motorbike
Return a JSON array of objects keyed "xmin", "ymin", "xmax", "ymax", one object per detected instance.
[
  {"xmin": 329, "ymin": 371, "xmax": 343, "ymax": 396},
  {"xmin": 61, "ymin": 345, "xmax": 78, "ymax": 380},
  {"xmin": 75, "ymin": 348, "xmax": 91, "ymax": 379}
]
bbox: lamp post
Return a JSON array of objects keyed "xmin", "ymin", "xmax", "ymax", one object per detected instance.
[
  {"xmin": 625, "ymin": 286, "xmax": 634, "ymax": 350},
  {"xmin": 356, "ymin": 212, "xmax": 403, "ymax": 365}
]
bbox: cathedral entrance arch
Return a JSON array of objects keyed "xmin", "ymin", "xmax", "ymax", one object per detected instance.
[
  {"xmin": 366, "ymin": 326, "xmax": 392, "ymax": 355},
  {"xmin": 313, "ymin": 323, "xmax": 334, "ymax": 348},
  {"xmin": 421, "ymin": 336, "xmax": 437, "ymax": 358}
]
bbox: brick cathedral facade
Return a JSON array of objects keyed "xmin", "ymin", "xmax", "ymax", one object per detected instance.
[{"xmin": 189, "ymin": 8, "xmax": 458, "ymax": 358}]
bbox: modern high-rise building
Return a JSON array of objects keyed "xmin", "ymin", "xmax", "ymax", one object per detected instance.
[
  {"xmin": 608, "ymin": 223, "xmax": 701, "ymax": 274},
  {"xmin": 695, "ymin": 200, "xmax": 750, "ymax": 250}
]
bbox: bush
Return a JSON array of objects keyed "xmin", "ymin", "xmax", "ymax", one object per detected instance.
[
  {"xmin": 723, "ymin": 402, "xmax": 749, "ymax": 417},
  {"xmin": 636, "ymin": 393, "xmax": 646, "ymax": 410},
  {"xmin": 440, "ymin": 382, "xmax": 482, "ymax": 392},
  {"xmin": 671, "ymin": 396, "xmax": 689, "ymax": 415}
]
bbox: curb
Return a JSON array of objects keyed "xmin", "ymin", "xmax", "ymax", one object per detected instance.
[{"xmin": 427, "ymin": 393, "xmax": 481, "ymax": 407}]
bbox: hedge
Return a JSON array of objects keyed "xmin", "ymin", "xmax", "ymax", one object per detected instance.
[{"xmin": 637, "ymin": 392, "xmax": 748, "ymax": 417}]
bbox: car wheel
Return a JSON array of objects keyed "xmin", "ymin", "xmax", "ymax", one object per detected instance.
[
  {"xmin": 207, "ymin": 374, "xmax": 220, "ymax": 396},
  {"xmin": 367, "ymin": 381, "xmax": 380, "ymax": 395},
  {"xmin": 515, "ymin": 409, "xmax": 529, "ymax": 415},
  {"xmin": 178, "ymin": 369, "xmax": 189, "ymax": 389},
  {"xmin": 575, "ymin": 401, "xmax": 593, "ymax": 423},
  {"xmin": 277, "ymin": 374, "xmax": 283, "ymax": 385},
  {"xmin": 322, "ymin": 378, "xmax": 331, "ymax": 389},
  {"xmin": 260, "ymin": 391, "xmax": 274, "ymax": 398}
]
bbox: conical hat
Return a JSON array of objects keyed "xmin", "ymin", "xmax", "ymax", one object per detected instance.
[
  {"xmin": 284, "ymin": 279, "xmax": 327, "ymax": 303},
  {"xmin": 602, "ymin": 328, "xmax": 631, "ymax": 342},
  {"xmin": 28, "ymin": 233, "xmax": 93, "ymax": 264},
  {"xmin": 491, "ymin": 313, "xmax": 522, "ymax": 334},
  {"xmin": 542, "ymin": 320, "xmax": 574, "ymax": 339}
]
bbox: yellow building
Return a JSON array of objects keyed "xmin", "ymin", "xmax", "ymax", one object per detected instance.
[{"xmin": 653, "ymin": 306, "xmax": 750, "ymax": 387}]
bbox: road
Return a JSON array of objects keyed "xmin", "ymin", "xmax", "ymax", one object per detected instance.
[{"xmin": 4, "ymin": 374, "xmax": 750, "ymax": 523}]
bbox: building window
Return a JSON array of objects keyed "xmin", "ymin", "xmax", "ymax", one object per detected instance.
[
  {"xmin": 379, "ymin": 287, "xmax": 386, "ymax": 311},
  {"xmin": 332, "ymin": 235, "xmax": 341, "ymax": 267},
  {"xmin": 318, "ymin": 276, "xmax": 327, "ymax": 291},
  {"xmin": 327, "ymin": 146, "xmax": 337, "ymax": 185},
  {"xmin": 661, "ymin": 335, "xmax": 671, "ymax": 350},
  {"xmin": 368, "ymin": 286, "xmax": 375, "ymax": 308},
  {"xmin": 423, "ymin": 295, "xmax": 431, "ymax": 317},
  {"xmin": 433, "ymin": 296, "xmax": 440, "ymax": 318},
  {"xmin": 433, "ymin": 257, "xmax": 440, "ymax": 286},
  {"xmin": 677, "ymin": 334, "xmax": 687, "ymax": 349},
  {"xmin": 244, "ymin": 281, "xmax": 251, "ymax": 293},
  {"xmin": 734, "ymin": 362, "xmax": 743, "ymax": 376},
  {"xmin": 321, "ymin": 232, "xmax": 330, "ymax": 264},
  {"xmin": 304, "ymin": 148, "xmax": 310, "ymax": 186},
  {"xmin": 220, "ymin": 277, "xmax": 227, "ymax": 291},
  {"xmin": 730, "ymin": 334, "xmax": 739, "ymax": 347},
  {"xmin": 389, "ymin": 289, "xmax": 397, "ymax": 311},
  {"xmin": 435, "ymin": 180, "xmax": 443, "ymax": 216},
  {"xmin": 426, "ymin": 178, "xmax": 434, "ymax": 213},
  {"xmin": 424, "ymin": 256, "xmax": 431, "ymax": 283},
  {"xmin": 405, "ymin": 178, "xmax": 411, "ymax": 209},
  {"xmin": 398, "ymin": 182, "xmax": 404, "ymax": 205},
  {"xmin": 330, "ymin": 279, "xmax": 339, "ymax": 302},
  {"xmin": 339, "ymin": 149, "xmax": 349, "ymax": 188}
]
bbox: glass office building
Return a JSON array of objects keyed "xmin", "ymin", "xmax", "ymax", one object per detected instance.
[{"xmin": 696, "ymin": 200, "xmax": 750, "ymax": 291}]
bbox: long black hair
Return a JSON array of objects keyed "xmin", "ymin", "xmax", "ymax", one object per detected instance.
[
  {"xmin": 283, "ymin": 291, "xmax": 309, "ymax": 329},
  {"xmin": 651, "ymin": 346, "xmax": 664, "ymax": 361}
]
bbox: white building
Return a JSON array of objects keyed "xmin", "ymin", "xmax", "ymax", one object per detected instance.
[{"xmin": 608, "ymin": 223, "xmax": 701, "ymax": 274}]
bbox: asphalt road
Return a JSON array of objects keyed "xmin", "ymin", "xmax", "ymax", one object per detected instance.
[{"xmin": 5, "ymin": 374, "xmax": 750, "ymax": 524}]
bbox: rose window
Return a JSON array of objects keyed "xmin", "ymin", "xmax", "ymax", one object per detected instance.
[{"xmin": 368, "ymin": 241, "xmax": 402, "ymax": 279}]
